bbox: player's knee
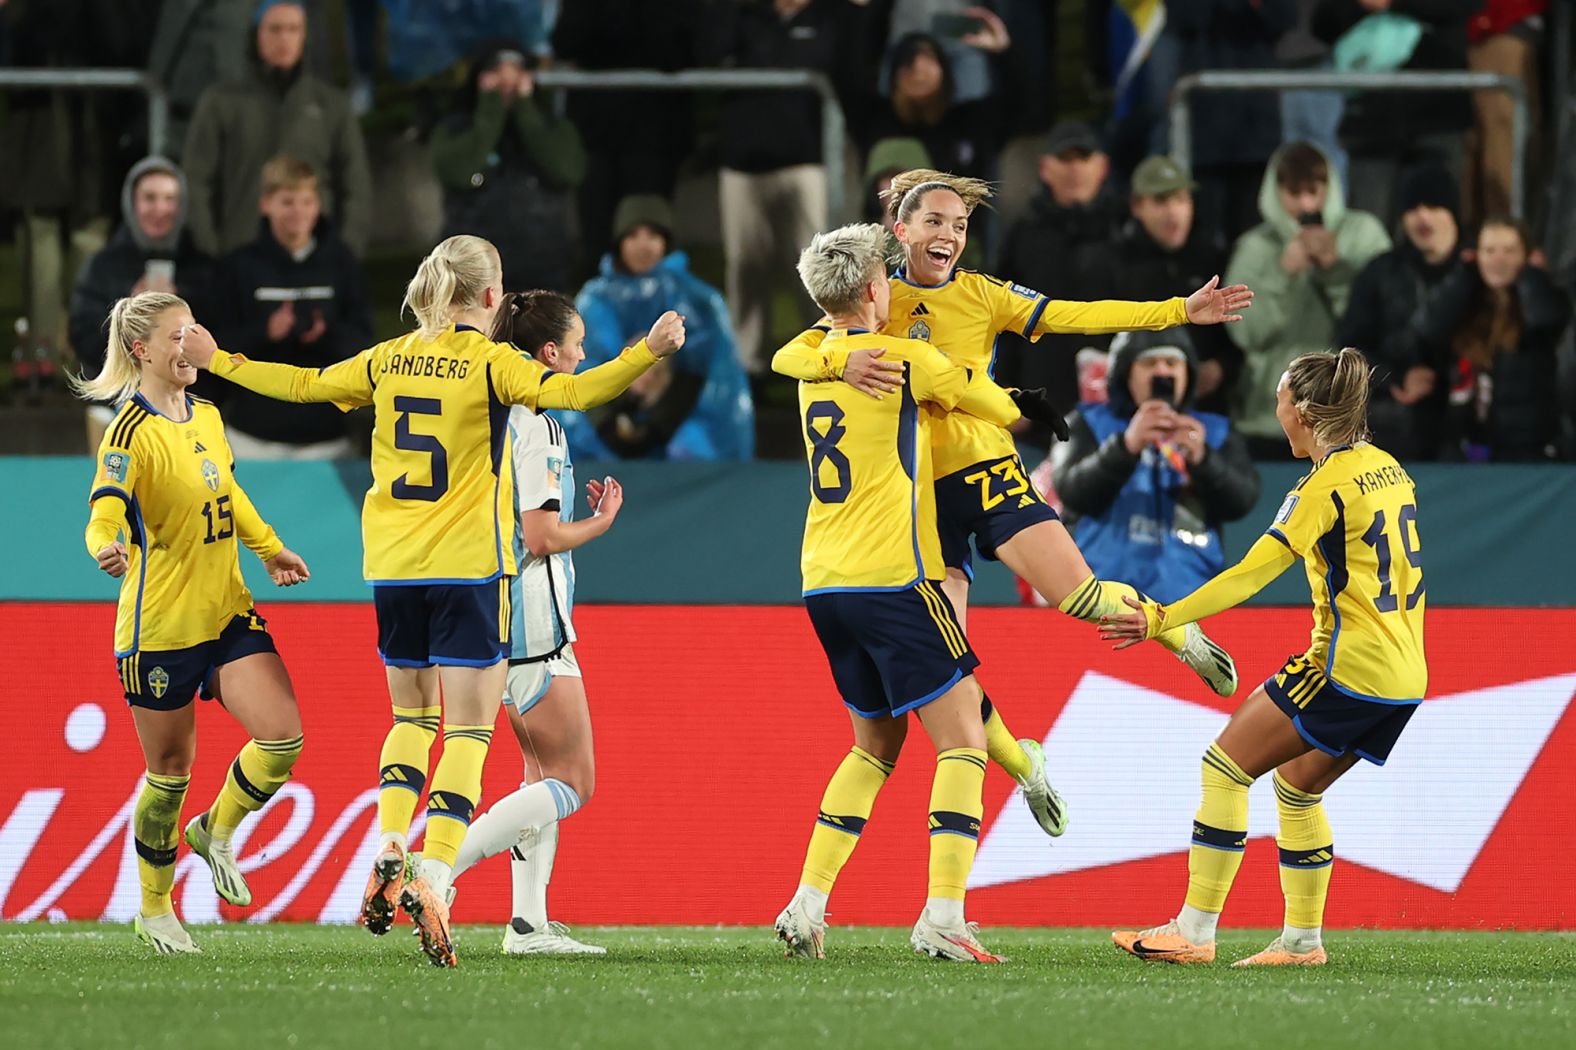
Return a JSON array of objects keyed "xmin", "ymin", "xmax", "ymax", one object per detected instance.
[{"xmin": 145, "ymin": 747, "xmax": 195, "ymax": 777}]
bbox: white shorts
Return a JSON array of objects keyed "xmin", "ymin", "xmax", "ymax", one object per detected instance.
[{"xmin": 505, "ymin": 644, "xmax": 581, "ymax": 715}]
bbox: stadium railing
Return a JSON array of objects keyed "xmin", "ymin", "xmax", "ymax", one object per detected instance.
[
  {"xmin": 1169, "ymin": 70, "xmax": 1530, "ymax": 218},
  {"xmin": 532, "ymin": 68, "xmax": 848, "ymax": 220},
  {"xmin": 0, "ymin": 68, "xmax": 170, "ymax": 158}
]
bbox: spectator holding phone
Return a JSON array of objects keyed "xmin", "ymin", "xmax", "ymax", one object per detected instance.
[
  {"xmin": 1050, "ymin": 329, "xmax": 1260, "ymax": 603},
  {"xmin": 69, "ymin": 156, "xmax": 216, "ymax": 448},
  {"xmin": 1224, "ymin": 142, "xmax": 1389, "ymax": 458}
]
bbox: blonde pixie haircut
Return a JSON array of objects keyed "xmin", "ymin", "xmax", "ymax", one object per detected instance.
[{"xmin": 796, "ymin": 223, "xmax": 896, "ymax": 317}]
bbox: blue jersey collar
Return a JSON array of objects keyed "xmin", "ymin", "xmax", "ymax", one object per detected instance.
[
  {"xmin": 133, "ymin": 391, "xmax": 194, "ymax": 423},
  {"xmin": 892, "ymin": 264, "xmax": 957, "ymax": 289}
]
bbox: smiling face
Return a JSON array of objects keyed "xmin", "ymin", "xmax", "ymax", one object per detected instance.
[
  {"xmin": 893, "ymin": 188, "xmax": 967, "ymax": 285},
  {"xmin": 133, "ymin": 171, "xmax": 182, "ymax": 243},
  {"xmin": 1476, "ymin": 223, "xmax": 1527, "ymax": 291},
  {"xmin": 135, "ymin": 307, "xmax": 198, "ymax": 390}
]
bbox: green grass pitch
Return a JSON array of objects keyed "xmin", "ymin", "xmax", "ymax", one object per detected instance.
[{"xmin": 3, "ymin": 924, "xmax": 1572, "ymax": 1049}]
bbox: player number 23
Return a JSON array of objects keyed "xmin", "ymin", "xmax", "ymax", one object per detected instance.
[{"xmin": 964, "ymin": 459, "xmax": 1031, "ymax": 511}]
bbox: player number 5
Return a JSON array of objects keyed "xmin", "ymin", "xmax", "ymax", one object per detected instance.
[{"xmin": 392, "ymin": 396, "xmax": 450, "ymax": 502}]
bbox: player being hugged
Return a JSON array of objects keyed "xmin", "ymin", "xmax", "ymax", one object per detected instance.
[
  {"xmin": 180, "ymin": 235, "xmax": 681, "ymax": 966},
  {"xmin": 73, "ymin": 291, "xmax": 311, "ymax": 955},
  {"xmin": 1102, "ymin": 348, "xmax": 1427, "ymax": 967},
  {"xmin": 773, "ymin": 170, "xmax": 1253, "ymax": 834},
  {"xmin": 775, "ymin": 223, "xmax": 1066, "ymax": 964},
  {"xmin": 443, "ymin": 291, "xmax": 661, "ymax": 955}
]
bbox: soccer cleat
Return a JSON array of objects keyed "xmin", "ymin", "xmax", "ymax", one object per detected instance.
[
  {"xmin": 359, "ymin": 841, "xmax": 407, "ymax": 936},
  {"xmin": 134, "ymin": 911, "xmax": 201, "ymax": 955},
  {"xmin": 502, "ymin": 918, "xmax": 608, "ymax": 956},
  {"xmin": 1176, "ymin": 622, "xmax": 1239, "ymax": 698},
  {"xmin": 1233, "ymin": 937, "xmax": 1328, "ymax": 967},
  {"xmin": 1017, "ymin": 738, "xmax": 1068, "ymax": 837},
  {"xmin": 773, "ymin": 897, "xmax": 827, "ymax": 960},
  {"xmin": 400, "ymin": 877, "xmax": 457, "ymax": 967},
  {"xmin": 910, "ymin": 913, "xmax": 1004, "ymax": 963},
  {"xmin": 1112, "ymin": 919, "xmax": 1216, "ymax": 964},
  {"xmin": 184, "ymin": 813, "xmax": 252, "ymax": 907}
]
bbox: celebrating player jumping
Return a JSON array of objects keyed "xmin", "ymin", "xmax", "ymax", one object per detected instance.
[
  {"xmin": 74, "ymin": 291, "xmax": 311, "ymax": 955},
  {"xmin": 1102, "ymin": 348, "xmax": 1426, "ymax": 967},
  {"xmin": 179, "ymin": 235, "xmax": 682, "ymax": 965},
  {"xmin": 773, "ymin": 170, "xmax": 1252, "ymax": 833}
]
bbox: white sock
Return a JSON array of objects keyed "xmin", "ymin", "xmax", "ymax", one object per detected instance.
[
  {"xmin": 417, "ymin": 857, "xmax": 453, "ymax": 902},
  {"xmin": 378, "ymin": 831, "xmax": 407, "ymax": 853},
  {"xmin": 511, "ymin": 821, "xmax": 558, "ymax": 930},
  {"xmin": 1281, "ymin": 923, "xmax": 1323, "ymax": 953},
  {"xmin": 924, "ymin": 896, "xmax": 964, "ymax": 928},
  {"xmin": 1177, "ymin": 904, "xmax": 1219, "ymax": 945},
  {"xmin": 792, "ymin": 884, "xmax": 829, "ymax": 925},
  {"xmin": 453, "ymin": 779, "xmax": 578, "ymax": 878}
]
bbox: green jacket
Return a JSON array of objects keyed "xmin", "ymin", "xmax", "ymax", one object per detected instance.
[
  {"xmin": 183, "ymin": 66, "xmax": 372, "ymax": 257},
  {"xmin": 429, "ymin": 91, "xmax": 587, "ymax": 193},
  {"xmin": 1225, "ymin": 143, "xmax": 1390, "ymax": 440}
]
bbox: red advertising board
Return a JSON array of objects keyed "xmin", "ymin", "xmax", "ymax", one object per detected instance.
[{"xmin": 3, "ymin": 602, "xmax": 1572, "ymax": 929}]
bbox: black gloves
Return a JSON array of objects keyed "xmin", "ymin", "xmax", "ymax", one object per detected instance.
[{"xmin": 1008, "ymin": 387, "xmax": 1070, "ymax": 442}]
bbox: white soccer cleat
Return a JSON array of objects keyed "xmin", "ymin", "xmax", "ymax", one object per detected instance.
[
  {"xmin": 773, "ymin": 896, "xmax": 827, "ymax": 960},
  {"xmin": 1176, "ymin": 622, "xmax": 1239, "ymax": 698},
  {"xmin": 501, "ymin": 918, "xmax": 608, "ymax": 956},
  {"xmin": 1016, "ymin": 738, "xmax": 1068, "ymax": 837},
  {"xmin": 184, "ymin": 813, "xmax": 252, "ymax": 907},
  {"xmin": 134, "ymin": 911, "xmax": 202, "ymax": 955},
  {"xmin": 910, "ymin": 913, "xmax": 1004, "ymax": 963}
]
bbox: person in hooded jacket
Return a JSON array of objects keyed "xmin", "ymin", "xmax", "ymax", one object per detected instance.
[
  {"xmin": 209, "ymin": 155, "xmax": 373, "ymax": 459},
  {"xmin": 1224, "ymin": 142, "xmax": 1390, "ymax": 458},
  {"xmin": 430, "ymin": 40, "xmax": 587, "ymax": 293},
  {"xmin": 1051, "ymin": 329, "xmax": 1259, "ymax": 604},
  {"xmin": 70, "ymin": 156, "xmax": 218, "ymax": 448},
  {"xmin": 560, "ymin": 196, "xmax": 755, "ymax": 463}
]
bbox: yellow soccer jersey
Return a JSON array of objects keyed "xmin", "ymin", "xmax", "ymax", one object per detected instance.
[
  {"xmin": 1268, "ymin": 443, "xmax": 1427, "ymax": 701},
  {"xmin": 210, "ymin": 324, "xmax": 658, "ymax": 583},
  {"xmin": 87, "ymin": 393, "xmax": 283, "ymax": 656},
  {"xmin": 799, "ymin": 329, "xmax": 1021, "ymax": 593},
  {"xmin": 775, "ymin": 269, "xmax": 1189, "ymax": 478}
]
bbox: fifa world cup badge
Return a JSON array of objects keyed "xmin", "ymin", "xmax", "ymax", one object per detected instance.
[
  {"xmin": 908, "ymin": 319, "xmax": 931, "ymax": 341},
  {"xmin": 201, "ymin": 458, "xmax": 221, "ymax": 492},
  {"xmin": 102, "ymin": 452, "xmax": 129, "ymax": 484},
  {"xmin": 148, "ymin": 667, "xmax": 170, "ymax": 699}
]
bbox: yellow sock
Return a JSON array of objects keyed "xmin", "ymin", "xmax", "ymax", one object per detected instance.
[
  {"xmin": 377, "ymin": 704, "xmax": 440, "ymax": 838},
  {"xmin": 980, "ymin": 694, "xmax": 1032, "ymax": 782},
  {"xmin": 134, "ymin": 771, "xmax": 189, "ymax": 917},
  {"xmin": 1274, "ymin": 772, "xmax": 1334, "ymax": 931},
  {"xmin": 800, "ymin": 747, "xmax": 895, "ymax": 894},
  {"xmin": 422, "ymin": 724, "xmax": 494, "ymax": 867},
  {"xmin": 927, "ymin": 748, "xmax": 987, "ymax": 901},
  {"xmin": 1183, "ymin": 743, "xmax": 1253, "ymax": 915},
  {"xmin": 207, "ymin": 735, "xmax": 304, "ymax": 840},
  {"xmin": 1058, "ymin": 573, "xmax": 1188, "ymax": 653}
]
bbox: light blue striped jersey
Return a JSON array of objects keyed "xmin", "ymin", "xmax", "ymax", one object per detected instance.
[{"xmin": 507, "ymin": 407, "xmax": 576, "ymax": 661}]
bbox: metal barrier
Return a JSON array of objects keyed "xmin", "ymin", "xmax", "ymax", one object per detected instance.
[
  {"xmin": 1169, "ymin": 70, "xmax": 1529, "ymax": 217},
  {"xmin": 533, "ymin": 68, "xmax": 848, "ymax": 220},
  {"xmin": 0, "ymin": 69, "xmax": 169, "ymax": 158}
]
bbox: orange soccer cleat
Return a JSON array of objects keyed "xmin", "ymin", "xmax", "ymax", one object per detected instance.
[
  {"xmin": 401, "ymin": 876, "xmax": 457, "ymax": 967},
  {"xmin": 359, "ymin": 841, "xmax": 407, "ymax": 936},
  {"xmin": 1232, "ymin": 937, "xmax": 1328, "ymax": 967},
  {"xmin": 1112, "ymin": 920, "xmax": 1216, "ymax": 964}
]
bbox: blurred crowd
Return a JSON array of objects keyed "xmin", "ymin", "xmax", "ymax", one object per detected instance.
[{"xmin": 3, "ymin": 0, "xmax": 1574, "ymax": 465}]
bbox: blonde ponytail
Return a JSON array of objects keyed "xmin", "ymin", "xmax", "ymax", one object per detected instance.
[
  {"xmin": 402, "ymin": 235, "xmax": 501, "ymax": 339},
  {"xmin": 1286, "ymin": 347, "xmax": 1373, "ymax": 449},
  {"xmin": 880, "ymin": 168, "xmax": 995, "ymax": 222},
  {"xmin": 69, "ymin": 291, "xmax": 189, "ymax": 405}
]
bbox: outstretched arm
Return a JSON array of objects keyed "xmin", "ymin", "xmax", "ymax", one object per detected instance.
[
  {"xmin": 185, "ymin": 322, "xmax": 374, "ymax": 410},
  {"xmin": 1099, "ymin": 533, "xmax": 1297, "ymax": 648}
]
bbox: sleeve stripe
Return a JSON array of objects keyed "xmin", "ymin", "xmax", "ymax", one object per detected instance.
[
  {"xmin": 1022, "ymin": 296, "xmax": 1050, "ymax": 338},
  {"xmin": 89, "ymin": 486, "xmax": 132, "ymax": 506},
  {"xmin": 1267, "ymin": 527, "xmax": 1292, "ymax": 548}
]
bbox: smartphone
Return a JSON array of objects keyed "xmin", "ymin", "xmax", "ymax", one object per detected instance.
[
  {"xmin": 1150, "ymin": 375, "xmax": 1176, "ymax": 405},
  {"xmin": 144, "ymin": 259, "xmax": 176, "ymax": 287},
  {"xmin": 931, "ymin": 13, "xmax": 986, "ymax": 38},
  {"xmin": 1298, "ymin": 211, "xmax": 1324, "ymax": 227}
]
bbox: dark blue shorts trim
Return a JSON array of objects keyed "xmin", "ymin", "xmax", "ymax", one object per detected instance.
[
  {"xmin": 935, "ymin": 455, "xmax": 1059, "ymax": 570},
  {"xmin": 119, "ymin": 610, "xmax": 277, "ymax": 711},
  {"xmin": 807, "ymin": 584, "xmax": 978, "ymax": 720},
  {"xmin": 1264, "ymin": 654, "xmax": 1419, "ymax": 766},
  {"xmin": 374, "ymin": 580, "xmax": 508, "ymax": 668}
]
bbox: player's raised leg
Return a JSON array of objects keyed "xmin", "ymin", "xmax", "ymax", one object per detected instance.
[
  {"xmin": 129, "ymin": 704, "xmax": 200, "ymax": 954},
  {"xmin": 999, "ymin": 520, "xmax": 1238, "ymax": 697},
  {"xmin": 186, "ymin": 649, "xmax": 304, "ymax": 908},
  {"xmin": 1114, "ymin": 686, "xmax": 1311, "ymax": 963}
]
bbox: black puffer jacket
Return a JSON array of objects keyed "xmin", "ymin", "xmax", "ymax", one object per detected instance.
[{"xmin": 1407, "ymin": 262, "xmax": 1574, "ymax": 460}]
